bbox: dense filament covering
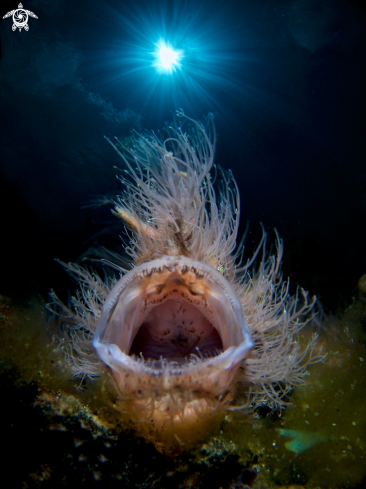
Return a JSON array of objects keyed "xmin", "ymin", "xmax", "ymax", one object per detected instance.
[
  {"xmin": 48, "ymin": 233, "xmax": 319, "ymax": 409},
  {"xmin": 47, "ymin": 111, "xmax": 320, "ymax": 421},
  {"xmin": 235, "ymin": 232, "xmax": 319, "ymax": 408},
  {"xmin": 107, "ymin": 109, "xmax": 240, "ymax": 280}
]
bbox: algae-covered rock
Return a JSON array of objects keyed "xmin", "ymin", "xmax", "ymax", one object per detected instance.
[{"xmin": 1, "ymin": 288, "xmax": 366, "ymax": 488}]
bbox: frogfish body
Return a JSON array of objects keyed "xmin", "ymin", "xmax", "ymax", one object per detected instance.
[{"xmin": 49, "ymin": 110, "xmax": 318, "ymax": 451}]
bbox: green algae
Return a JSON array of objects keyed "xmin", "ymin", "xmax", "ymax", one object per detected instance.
[
  {"xmin": 1, "ymin": 290, "xmax": 366, "ymax": 488},
  {"xmin": 220, "ymin": 296, "xmax": 366, "ymax": 488}
]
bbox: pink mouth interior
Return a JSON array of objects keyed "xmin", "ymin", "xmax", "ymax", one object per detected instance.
[
  {"xmin": 129, "ymin": 298, "xmax": 223, "ymax": 362},
  {"xmin": 93, "ymin": 257, "xmax": 254, "ymax": 379}
]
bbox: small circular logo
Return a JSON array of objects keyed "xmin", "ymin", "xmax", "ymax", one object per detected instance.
[
  {"xmin": 12, "ymin": 7, "xmax": 28, "ymax": 31},
  {"xmin": 2, "ymin": 3, "xmax": 38, "ymax": 32}
]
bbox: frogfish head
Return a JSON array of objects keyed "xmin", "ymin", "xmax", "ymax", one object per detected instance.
[
  {"xmin": 92, "ymin": 255, "xmax": 253, "ymax": 429},
  {"xmin": 49, "ymin": 110, "xmax": 318, "ymax": 452}
]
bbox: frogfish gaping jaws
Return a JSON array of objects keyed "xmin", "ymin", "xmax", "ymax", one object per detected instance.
[{"xmin": 49, "ymin": 110, "xmax": 318, "ymax": 450}]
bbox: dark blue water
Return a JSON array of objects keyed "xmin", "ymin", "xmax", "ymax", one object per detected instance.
[{"xmin": 0, "ymin": 0, "xmax": 365, "ymax": 312}]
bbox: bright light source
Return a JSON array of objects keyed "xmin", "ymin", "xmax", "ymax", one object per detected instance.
[
  {"xmin": 158, "ymin": 44, "xmax": 179, "ymax": 70},
  {"xmin": 152, "ymin": 40, "xmax": 183, "ymax": 74}
]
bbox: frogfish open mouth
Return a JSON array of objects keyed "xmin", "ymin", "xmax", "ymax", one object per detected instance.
[{"xmin": 49, "ymin": 110, "xmax": 319, "ymax": 449}]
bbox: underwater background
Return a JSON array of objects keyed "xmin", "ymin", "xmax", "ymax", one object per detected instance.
[{"xmin": 0, "ymin": 0, "xmax": 366, "ymax": 488}]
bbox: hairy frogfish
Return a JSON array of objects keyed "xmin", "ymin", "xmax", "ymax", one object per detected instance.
[{"xmin": 49, "ymin": 110, "xmax": 318, "ymax": 450}]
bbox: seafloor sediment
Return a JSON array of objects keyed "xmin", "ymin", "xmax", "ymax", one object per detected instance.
[{"xmin": 0, "ymin": 284, "xmax": 365, "ymax": 489}]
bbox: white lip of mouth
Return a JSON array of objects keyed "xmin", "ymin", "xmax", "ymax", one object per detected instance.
[{"xmin": 92, "ymin": 255, "xmax": 254, "ymax": 390}]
